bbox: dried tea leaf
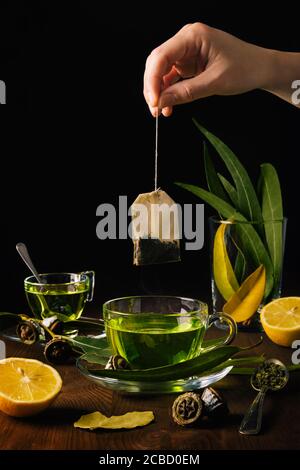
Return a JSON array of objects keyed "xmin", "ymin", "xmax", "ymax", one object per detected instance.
[{"xmin": 74, "ymin": 410, "xmax": 154, "ymax": 430}]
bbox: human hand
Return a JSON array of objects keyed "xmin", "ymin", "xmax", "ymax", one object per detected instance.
[{"xmin": 143, "ymin": 22, "xmax": 279, "ymax": 116}]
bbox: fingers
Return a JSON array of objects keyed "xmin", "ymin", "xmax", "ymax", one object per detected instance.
[
  {"xmin": 162, "ymin": 66, "xmax": 181, "ymax": 88},
  {"xmin": 162, "ymin": 106, "xmax": 173, "ymax": 117},
  {"xmin": 146, "ymin": 66, "xmax": 180, "ymax": 117},
  {"xmin": 158, "ymin": 69, "xmax": 217, "ymax": 108},
  {"xmin": 159, "ymin": 67, "xmax": 180, "ymax": 117},
  {"xmin": 143, "ymin": 33, "xmax": 190, "ymax": 108}
]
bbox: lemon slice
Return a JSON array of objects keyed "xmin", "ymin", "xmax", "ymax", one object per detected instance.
[
  {"xmin": 0, "ymin": 357, "xmax": 62, "ymax": 417},
  {"xmin": 223, "ymin": 265, "xmax": 266, "ymax": 323},
  {"xmin": 213, "ymin": 222, "xmax": 239, "ymax": 301},
  {"xmin": 261, "ymin": 297, "xmax": 300, "ymax": 346}
]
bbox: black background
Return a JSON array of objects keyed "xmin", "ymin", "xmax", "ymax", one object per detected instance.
[{"xmin": 0, "ymin": 2, "xmax": 299, "ymax": 315}]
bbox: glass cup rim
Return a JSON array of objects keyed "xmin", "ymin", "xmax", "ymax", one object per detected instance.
[
  {"xmin": 209, "ymin": 215, "xmax": 288, "ymax": 225},
  {"xmin": 103, "ymin": 295, "xmax": 208, "ymax": 317},
  {"xmin": 24, "ymin": 272, "xmax": 88, "ymax": 287}
]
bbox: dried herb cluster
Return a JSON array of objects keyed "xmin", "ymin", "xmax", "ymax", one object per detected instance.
[
  {"xmin": 172, "ymin": 388, "xmax": 228, "ymax": 426},
  {"xmin": 15, "ymin": 317, "xmax": 75, "ymax": 364},
  {"xmin": 252, "ymin": 362, "xmax": 288, "ymax": 390}
]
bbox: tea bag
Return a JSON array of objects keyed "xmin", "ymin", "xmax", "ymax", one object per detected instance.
[{"xmin": 131, "ymin": 116, "xmax": 180, "ymax": 265}]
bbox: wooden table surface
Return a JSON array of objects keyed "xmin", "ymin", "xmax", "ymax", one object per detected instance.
[{"xmin": 0, "ymin": 330, "xmax": 299, "ymax": 451}]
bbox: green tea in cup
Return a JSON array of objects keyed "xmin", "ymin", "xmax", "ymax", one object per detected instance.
[
  {"xmin": 24, "ymin": 272, "xmax": 95, "ymax": 321},
  {"xmin": 103, "ymin": 296, "xmax": 236, "ymax": 369}
]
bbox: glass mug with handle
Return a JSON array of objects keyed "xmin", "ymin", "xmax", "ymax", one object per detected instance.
[
  {"xmin": 103, "ymin": 296, "xmax": 236, "ymax": 369},
  {"xmin": 24, "ymin": 271, "xmax": 95, "ymax": 321}
]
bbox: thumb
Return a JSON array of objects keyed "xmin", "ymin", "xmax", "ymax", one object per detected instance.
[{"xmin": 159, "ymin": 70, "xmax": 217, "ymax": 108}]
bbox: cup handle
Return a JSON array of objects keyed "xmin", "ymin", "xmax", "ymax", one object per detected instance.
[
  {"xmin": 202, "ymin": 312, "xmax": 237, "ymax": 352},
  {"xmin": 81, "ymin": 271, "xmax": 95, "ymax": 302}
]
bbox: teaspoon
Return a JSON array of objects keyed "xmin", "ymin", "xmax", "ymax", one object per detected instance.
[{"xmin": 239, "ymin": 358, "xmax": 289, "ymax": 435}]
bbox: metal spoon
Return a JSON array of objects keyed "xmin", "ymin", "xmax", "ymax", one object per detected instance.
[
  {"xmin": 16, "ymin": 242, "xmax": 50, "ymax": 317},
  {"xmin": 16, "ymin": 242, "xmax": 43, "ymax": 283},
  {"xmin": 239, "ymin": 358, "xmax": 289, "ymax": 435}
]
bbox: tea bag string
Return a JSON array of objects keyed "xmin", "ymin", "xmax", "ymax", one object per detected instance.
[{"xmin": 154, "ymin": 112, "xmax": 158, "ymax": 191}]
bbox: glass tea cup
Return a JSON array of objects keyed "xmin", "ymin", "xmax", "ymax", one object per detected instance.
[
  {"xmin": 24, "ymin": 271, "xmax": 95, "ymax": 321},
  {"xmin": 103, "ymin": 295, "xmax": 236, "ymax": 369}
]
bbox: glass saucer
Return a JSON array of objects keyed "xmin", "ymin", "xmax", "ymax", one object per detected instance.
[{"xmin": 76, "ymin": 357, "xmax": 232, "ymax": 395}]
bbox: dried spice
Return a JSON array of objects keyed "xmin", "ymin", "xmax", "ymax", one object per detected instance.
[
  {"xmin": 105, "ymin": 355, "xmax": 131, "ymax": 370},
  {"xmin": 16, "ymin": 320, "xmax": 40, "ymax": 345},
  {"xmin": 172, "ymin": 388, "xmax": 228, "ymax": 426},
  {"xmin": 201, "ymin": 387, "xmax": 228, "ymax": 418},
  {"xmin": 41, "ymin": 316, "xmax": 64, "ymax": 339},
  {"xmin": 44, "ymin": 337, "xmax": 72, "ymax": 364},
  {"xmin": 172, "ymin": 392, "xmax": 203, "ymax": 426},
  {"xmin": 49, "ymin": 320, "xmax": 64, "ymax": 335},
  {"xmin": 74, "ymin": 410, "xmax": 154, "ymax": 430},
  {"xmin": 252, "ymin": 362, "xmax": 288, "ymax": 390}
]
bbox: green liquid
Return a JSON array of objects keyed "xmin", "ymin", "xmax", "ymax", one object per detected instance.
[
  {"xmin": 25, "ymin": 288, "xmax": 89, "ymax": 321},
  {"xmin": 106, "ymin": 316, "xmax": 205, "ymax": 369}
]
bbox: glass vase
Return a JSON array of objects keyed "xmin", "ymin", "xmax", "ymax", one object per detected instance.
[{"xmin": 209, "ymin": 216, "xmax": 287, "ymax": 331}]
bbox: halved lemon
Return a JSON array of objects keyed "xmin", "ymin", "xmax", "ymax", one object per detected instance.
[
  {"xmin": 260, "ymin": 297, "xmax": 300, "ymax": 347},
  {"xmin": 0, "ymin": 357, "xmax": 62, "ymax": 417}
]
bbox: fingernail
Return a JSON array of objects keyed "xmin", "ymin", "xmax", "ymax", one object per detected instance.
[{"xmin": 159, "ymin": 93, "xmax": 175, "ymax": 108}]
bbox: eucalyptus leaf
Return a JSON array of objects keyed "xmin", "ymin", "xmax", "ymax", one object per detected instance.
[
  {"xmin": 218, "ymin": 173, "xmax": 239, "ymax": 207},
  {"xmin": 203, "ymin": 142, "xmax": 229, "ymax": 203},
  {"xmin": 193, "ymin": 120, "xmax": 263, "ymax": 232},
  {"xmin": 229, "ymin": 363, "xmax": 300, "ymax": 375},
  {"xmin": 259, "ymin": 163, "xmax": 284, "ymax": 293},
  {"xmin": 84, "ymin": 345, "xmax": 241, "ymax": 381},
  {"xmin": 175, "ymin": 182, "xmax": 240, "ymax": 220},
  {"xmin": 65, "ymin": 318, "xmax": 105, "ymax": 336},
  {"xmin": 228, "ymin": 229, "xmax": 247, "ymax": 283},
  {"xmin": 68, "ymin": 335, "xmax": 108, "ymax": 354},
  {"xmin": 232, "ymin": 223, "xmax": 274, "ymax": 298},
  {"xmin": 202, "ymin": 337, "xmax": 230, "ymax": 350},
  {"xmin": 80, "ymin": 349, "xmax": 112, "ymax": 366},
  {"xmin": 175, "ymin": 182, "xmax": 274, "ymax": 297},
  {"xmin": 234, "ymin": 250, "xmax": 247, "ymax": 284},
  {"xmin": 228, "ymin": 356, "xmax": 265, "ymax": 366},
  {"xmin": 211, "ymin": 355, "xmax": 265, "ymax": 375},
  {"xmin": 229, "ymin": 368, "xmax": 257, "ymax": 375}
]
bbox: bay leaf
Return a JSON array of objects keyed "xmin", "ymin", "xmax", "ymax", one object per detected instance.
[{"xmin": 74, "ymin": 410, "xmax": 154, "ymax": 430}]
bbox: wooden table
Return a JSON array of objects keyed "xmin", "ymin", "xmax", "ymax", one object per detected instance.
[{"xmin": 0, "ymin": 330, "xmax": 299, "ymax": 451}]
